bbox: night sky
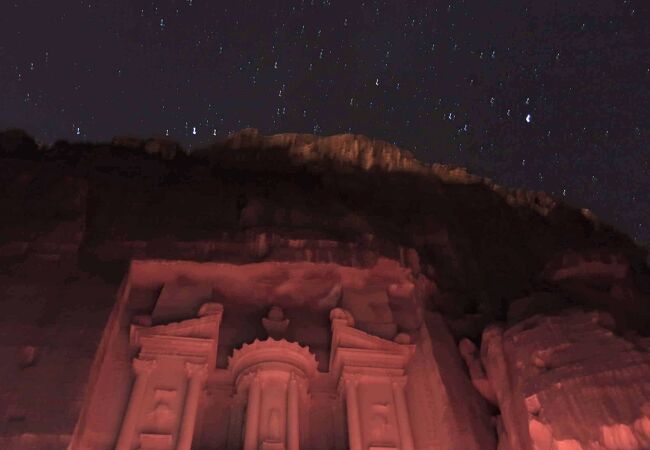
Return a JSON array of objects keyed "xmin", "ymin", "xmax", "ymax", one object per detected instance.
[{"xmin": 1, "ymin": 1, "xmax": 648, "ymax": 245}]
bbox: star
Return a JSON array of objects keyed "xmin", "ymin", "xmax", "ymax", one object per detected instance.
[{"xmin": 0, "ymin": 0, "xmax": 646, "ymax": 244}]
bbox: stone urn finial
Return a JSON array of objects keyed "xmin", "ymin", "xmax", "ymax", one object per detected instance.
[{"xmin": 262, "ymin": 306, "xmax": 290, "ymax": 339}]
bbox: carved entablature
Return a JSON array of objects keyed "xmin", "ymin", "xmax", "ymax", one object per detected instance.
[
  {"xmin": 229, "ymin": 338, "xmax": 318, "ymax": 386},
  {"xmin": 329, "ymin": 307, "xmax": 415, "ymax": 381},
  {"xmin": 137, "ymin": 335, "xmax": 214, "ymax": 362},
  {"xmin": 129, "ymin": 302, "xmax": 223, "ymax": 366}
]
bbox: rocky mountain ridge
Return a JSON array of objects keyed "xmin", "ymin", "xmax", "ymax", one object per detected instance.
[{"xmin": 1, "ymin": 127, "xmax": 648, "ymax": 334}]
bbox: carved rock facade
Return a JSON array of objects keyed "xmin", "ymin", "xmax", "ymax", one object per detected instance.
[
  {"xmin": 67, "ymin": 260, "xmax": 495, "ymax": 450},
  {"xmin": 1, "ymin": 130, "xmax": 649, "ymax": 450}
]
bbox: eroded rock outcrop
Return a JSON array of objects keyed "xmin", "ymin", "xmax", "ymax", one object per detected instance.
[
  {"xmin": 210, "ymin": 128, "xmax": 560, "ymax": 216},
  {"xmin": 474, "ymin": 310, "xmax": 650, "ymax": 450}
]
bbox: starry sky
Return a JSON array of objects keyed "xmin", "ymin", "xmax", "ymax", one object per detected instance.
[{"xmin": 1, "ymin": 1, "xmax": 648, "ymax": 245}]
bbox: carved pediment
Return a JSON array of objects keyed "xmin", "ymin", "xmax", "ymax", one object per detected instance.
[
  {"xmin": 130, "ymin": 311, "xmax": 222, "ymax": 345},
  {"xmin": 129, "ymin": 303, "xmax": 223, "ymax": 362},
  {"xmin": 329, "ymin": 309, "xmax": 415, "ymax": 379}
]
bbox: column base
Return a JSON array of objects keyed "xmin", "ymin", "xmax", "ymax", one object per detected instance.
[{"xmin": 260, "ymin": 441, "xmax": 286, "ymax": 450}]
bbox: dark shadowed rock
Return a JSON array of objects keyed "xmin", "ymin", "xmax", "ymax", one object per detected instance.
[
  {"xmin": 143, "ymin": 137, "xmax": 181, "ymax": 160},
  {"xmin": 0, "ymin": 129, "xmax": 38, "ymax": 157}
]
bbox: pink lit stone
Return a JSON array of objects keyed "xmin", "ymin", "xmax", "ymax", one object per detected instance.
[
  {"xmin": 475, "ymin": 311, "xmax": 650, "ymax": 450},
  {"xmin": 63, "ymin": 260, "xmax": 505, "ymax": 449},
  {"xmin": 3, "ymin": 130, "xmax": 649, "ymax": 450}
]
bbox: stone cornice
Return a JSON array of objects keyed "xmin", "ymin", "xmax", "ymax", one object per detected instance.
[
  {"xmin": 228, "ymin": 338, "xmax": 318, "ymax": 384},
  {"xmin": 329, "ymin": 316, "xmax": 415, "ymax": 380},
  {"xmin": 138, "ymin": 334, "xmax": 213, "ymax": 360},
  {"xmin": 129, "ymin": 307, "xmax": 223, "ymax": 346}
]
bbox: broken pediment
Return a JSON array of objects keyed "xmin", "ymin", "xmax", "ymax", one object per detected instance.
[
  {"xmin": 228, "ymin": 338, "xmax": 318, "ymax": 383},
  {"xmin": 151, "ymin": 281, "xmax": 214, "ymax": 325},
  {"xmin": 329, "ymin": 307, "xmax": 415, "ymax": 379},
  {"xmin": 342, "ymin": 286, "xmax": 398, "ymax": 340},
  {"xmin": 130, "ymin": 303, "xmax": 223, "ymax": 344}
]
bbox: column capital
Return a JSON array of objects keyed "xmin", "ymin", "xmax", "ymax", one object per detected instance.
[
  {"xmin": 248, "ymin": 368, "xmax": 262, "ymax": 386},
  {"xmin": 343, "ymin": 372, "xmax": 361, "ymax": 385},
  {"xmin": 133, "ymin": 358, "xmax": 157, "ymax": 375},
  {"xmin": 391, "ymin": 376, "xmax": 408, "ymax": 389},
  {"xmin": 337, "ymin": 372, "xmax": 360, "ymax": 396},
  {"xmin": 184, "ymin": 361, "xmax": 208, "ymax": 380}
]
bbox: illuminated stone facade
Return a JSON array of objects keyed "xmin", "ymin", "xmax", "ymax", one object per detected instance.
[{"xmin": 68, "ymin": 259, "xmax": 494, "ymax": 450}]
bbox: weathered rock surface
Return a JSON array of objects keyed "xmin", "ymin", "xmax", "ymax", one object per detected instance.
[
  {"xmin": 1, "ymin": 128, "xmax": 646, "ymax": 332},
  {"xmin": 476, "ymin": 310, "xmax": 650, "ymax": 450},
  {"xmin": 408, "ymin": 312, "xmax": 496, "ymax": 449},
  {"xmin": 212, "ymin": 128, "xmax": 561, "ymax": 215},
  {"xmin": 0, "ymin": 128, "xmax": 648, "ymax": 449}
]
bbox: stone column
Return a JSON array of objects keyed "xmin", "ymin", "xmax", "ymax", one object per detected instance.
[
  {"xmin": 177, "ymin": 362, "xmax": 208, "ymax": 450},
  {"xmin": 115, "ymin": 358, "xmax": 156, "ymax": 450},
  {"xmin": 392, "ymin": 379, "xmax": 415, "ymax": 450},
  {"xmin": 243, "ymin": 371, "xmax": 262, "ymax": 450},
  {"xmin": 344, "ymin": 376, "xmax": 363, "ymax": 450},
  {"xmin": 227, "ymin": 393, "xmax": 246, "ymax": 450},
  {"xmin": 286, "ymin": 373, "xmax": 300, "ymax": 450},
  {"xmin": 332, "ymin": 399, "xmax": 347, "ymax": 450}
]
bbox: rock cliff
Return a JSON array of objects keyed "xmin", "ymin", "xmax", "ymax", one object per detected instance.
[
  {"xmin": 477, "ymin": 311, "xmax": 650, "ymax": 449},
  {"xmin": 0, "ymin": 128, "xmax": 648, "ymax": 449}
]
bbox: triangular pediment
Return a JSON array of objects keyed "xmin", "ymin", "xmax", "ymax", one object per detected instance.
[
  {"xmin": 329, "ymin": 323, "xmax": 415, "ymax": 378},
  {"xmin": 334, "ymin": 325, "xmax": 409, "ymax": 353},
  {"xmin": 130, "ymin": 314, "xmax": 221, "ymax": 345}
]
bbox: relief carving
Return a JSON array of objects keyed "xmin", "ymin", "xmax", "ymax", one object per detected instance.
[
  {"xmin": 145, "ymin": 389, "xmax": 177, "ymax": 434},
  {"xmin": 369, "ymin": 403, "xmax": 391, "ymax": 443}
]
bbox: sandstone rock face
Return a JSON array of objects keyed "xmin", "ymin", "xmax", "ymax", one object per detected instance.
[
  {"xmin": 143, "ymin": 137, "xmax": 181, "ymax": 160},
  {"xmin": 0, "ymin": 261, "xmax": 118, "ymax": 450},
  {"xmin": 218, "ymin": 128, "xmax": 425, "ymax": 173},
  {"xmin": 477, "ymin": 310, "xmax": 650, "ymax": 450},
  {"xmin": 217, "ymin": 128, "xmax": 558, "ymax": 215},
  {"xmin": 111, "ymin": 136, "xmax": 145, "ymax": 149},
  {"xmin": 407, "ymin": 312, "xmax": 496, "ymax": 450},
  {"xmin": 1, "ymin": 128, "xmax": 645, "ymax": 332},
  {"xmin": 0, "ymin": 128, "xmax": 648, "ymax": 450}
]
